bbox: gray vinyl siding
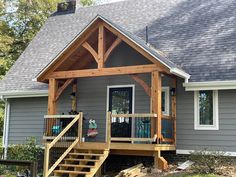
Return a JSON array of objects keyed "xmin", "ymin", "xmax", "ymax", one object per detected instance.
[
  {"xmin": 58, "ymin": 74, "xmax": 151, "ymax": 142},
  {"xmin": 8, "ymin": 97, "xmax": 47, "ymax": 144},
  {"xmin": 176, "ymin": 79, "xmax": 236, "ymax": 152}
]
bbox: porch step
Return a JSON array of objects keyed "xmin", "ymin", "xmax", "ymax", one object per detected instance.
[
  {"xmin": 64, "ymin": 158, "xmax": 100, "ymax": 162},
  {"xmin": 69, "ymin": 152, "xmax": 104, "ymax": 156},
  {"xmin": 52, "ymin": 148, "xmax": 109, "ymax": 177},
  {"xmin": 58, "ymin": 164, "xmax": 95, "ymax": 168},
  {"xmin": 53, "ymin": 170, "xmax": 90, "ymax": 175}
]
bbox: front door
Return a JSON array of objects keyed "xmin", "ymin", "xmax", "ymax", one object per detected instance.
[{"xmin": 108, "ymin": 86, "xmax": 133, "ymax": 137}]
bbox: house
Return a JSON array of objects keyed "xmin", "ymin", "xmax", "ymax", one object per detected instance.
[{"xmin": 0, "ymin": 0, "xmax": 236, "ymax": 176}]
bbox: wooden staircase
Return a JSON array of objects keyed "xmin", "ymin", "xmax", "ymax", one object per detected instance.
[{"xmin": 53, "ymin": 148, "xmax": 109, "ymax": 177}]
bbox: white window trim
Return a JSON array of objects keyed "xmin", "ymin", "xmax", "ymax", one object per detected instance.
[
  {"xmin": 162, "ymin": 87, "xmax": 170, "ymax": 116},
  {"xmin": 194, "ymin": 90, "xmax": 219, "ymax": 130}
]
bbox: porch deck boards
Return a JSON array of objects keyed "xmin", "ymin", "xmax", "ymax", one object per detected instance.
[{"xmin": 74, "ymin": 142, "xmax": 175, "ymax": 152}]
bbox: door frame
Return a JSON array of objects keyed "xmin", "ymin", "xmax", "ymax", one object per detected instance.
[{"xmin": 106, "ymin": 84, "xmax": 135, "ymax": 138}]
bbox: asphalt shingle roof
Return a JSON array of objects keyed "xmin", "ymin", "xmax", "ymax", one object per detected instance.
[{"xmin": 0, "ymin": 0, "xmax": 236, "ymax": 92}]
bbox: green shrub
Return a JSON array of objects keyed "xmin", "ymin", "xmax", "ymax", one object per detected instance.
[
  {"xmin": 189, "ymin": 149, "xmax": 227, "ymax": 174},
  {"xmin": 7, "ymin": 137, "xmax": 43, "ymax": 161}
]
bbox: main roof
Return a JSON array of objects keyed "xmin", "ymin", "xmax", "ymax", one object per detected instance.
[{"xmin": 0, "ymin": 0, "xmax": 236, "ymax": 93}]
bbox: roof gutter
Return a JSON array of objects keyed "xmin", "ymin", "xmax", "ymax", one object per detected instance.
[
  {"xmin": 0, "ymin": 90, "xmax": 48, "ymax": 98},
  {"xmin": 170, "ymin": 68, "xmax": 190, "ymax": 83},
  {"xmin": 183, "ymin": 80, "xmax": 236, "ymax": 91}
]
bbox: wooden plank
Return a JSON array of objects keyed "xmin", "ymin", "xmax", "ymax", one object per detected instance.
[
  {"xmin": 111, "ymin": 137, "xmax": 156, "ymax": 142},
  {"xmin": 55, "ymin": 79, "xmax": 74, "ymax": 101},
  {"xmin": 156, "ymin": 71, "xmax": 162, "ymax": 143},
  {"xmin": 69, "ymin": 153, "xmax": 104, "ymax": 156},
  {"xmin": 47, "ymin": 78, "xmax": 58, "ymax": 136},
  {"xmin": 48, "ymin": 138, "xmax": 79, "ymax": 176},
  {"xmin": 44, "ymin": 115, "xmax": 76, "ymax": 119},
  {"xmin": 78, "ymin": 112, "xmax": 83, "ymax": 142},
  {"xmin": 53, "ymin": 170, "xmax": 89, "ymax": 175},
  {"xmin": 76, "ymin": 142, "xmax": 109, "ymax": 150},
  {"xmin": 72, "ymin": 80, "xmax": 77, "ymax": 111},
  {"xmin": 104, "ymin": 37, "xmax": 122, "ymax": 62},
  {"xmin": 110, "ymin": 143, "xmax": 175, "ymax": 151},
  {"xmin": 82, "ymin": 42, "xmax": 98, "ymax": 63},
  {"xmin": 98, "ymin": 23, "xmax": 105, "ymax": 68},
  {"xmin": 49, "ymin": 64, "xmax": 158, "ymax": 79},
  {"xmin": 151, "ymin": 72, "xmax": 157, "ymax": 137},
  {"xmin": 58, "ymin": 164, "xmax": 94, "ymax": 168},
  {"xmin": 111, "ymin": 113, "xmax": 157, "ymax": 118},
  {"xmin": 48, "ymin": 78, "xmax": 58, "ymax": 114},
  {"xmin": 43, "ymin": 136, "xmax": 76, "ymax": 140},
  {"xmin": 106, "ymin": 112, "xmax": 111, "ymax": 147},
  {"xmin": 43, "ymin": 144, "xmax": 50, "ymax": 177},
  {"xmin": 48, "ymin": 114, "xmax": 81, "ymax": 149},
  {"xmin": 130, "ymin": 74, "xmax": 151, "ymax": 97},
  {"xmin": 162, "ymin": 115, "xmax": 171, "ymax": 119}
]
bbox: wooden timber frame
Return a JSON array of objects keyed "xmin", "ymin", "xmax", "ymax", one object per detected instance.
[{"xmin": 39, "ymin": 17, "xmax": 178, "ymax": 170}]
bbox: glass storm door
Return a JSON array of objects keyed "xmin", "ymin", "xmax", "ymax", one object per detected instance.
[{"xmin": 109, "ymin": 87, "xmax": 133, "ymax": 138}]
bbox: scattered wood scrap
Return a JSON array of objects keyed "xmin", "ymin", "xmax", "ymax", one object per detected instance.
[{"xmin": 115, "ymin": 163, "xmax": 146, "ymax": 177}]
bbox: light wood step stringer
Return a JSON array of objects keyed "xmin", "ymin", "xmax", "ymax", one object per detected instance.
[{"xmin": 53, "ymin": 148, "xmax": 109, "ymax": 177}]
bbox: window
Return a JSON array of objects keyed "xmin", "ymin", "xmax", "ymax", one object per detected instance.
[
  {"xmin": 162, "ymin": 87, "xmax": 170, "ymax": 116},
  {"xmin": 194, "ymin": 90, "xmax": 219, "ymax": 130}
]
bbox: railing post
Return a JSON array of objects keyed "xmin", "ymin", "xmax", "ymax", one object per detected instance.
[
  {"xmin": 78, "ymin": 112, "xmax": 83, "ymax": 142},
  {"xmin": 106, "ymin": 112, "xmax": 111, "ymax": 147},
  {"xmin": 43, "ymin": 143, "xmax": 50, "ymax": 177}
]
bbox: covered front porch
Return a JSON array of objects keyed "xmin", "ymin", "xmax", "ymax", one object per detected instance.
[{"xmin": 36, "ymin": 15, "xmax": 189, "ymax": 177}]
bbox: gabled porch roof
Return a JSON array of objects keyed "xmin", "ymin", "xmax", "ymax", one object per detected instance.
[{"xmin": 35, "ymin": 15, "xmax": 190, "ymax": 82}]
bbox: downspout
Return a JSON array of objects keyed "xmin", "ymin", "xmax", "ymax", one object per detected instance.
[{"xmin": 1, "ymin": 96, "xmax": 10, "ymax": 159}]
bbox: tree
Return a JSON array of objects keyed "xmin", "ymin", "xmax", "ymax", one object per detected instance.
[
  {"xmin": 81, "ymin": 0, "xmax": 94, "ymax": 6},
  {"xmin": 0, "ymin": 0, "xmax": 94, "ymax": 136}
]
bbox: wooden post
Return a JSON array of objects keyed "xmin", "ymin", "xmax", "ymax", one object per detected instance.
[
  {"xmin": 157, "ymin": 72, "xmax": 162, "ymax": 143},
  {"xmin": 98, "ymin": 23, "xmax": 105, "ymax": 68},
  {"xmin": 106, "ymin": 112, "xmax": 111, "ymax": 148},
  {"xmin": 172, "ymin": 77, "xmax": 177, "ymax": 145},
  {"xmin": 30, "ymin": 161, "xmax": 37, "ymax": 177},
  {"xmin": 43, "ymin": 144, "xmax": 50, "ymax": 177},
  {"xmin": 154, "ymin": 150, "xmax": 168, "ymax": 170},
  {"xmin": 151, "ymin": 71, "xmax": 162, "ymax": 142},
  {"xmin": 72, "ymin": 79, "xmax": 77, "ymax": 112},
  {"xmin": 47, "ymin": 78, "xmax": 58, "ymax": 136},
  {"xmin": 78, "ymin": 112, "xmax": 83, "ymax": 142}
]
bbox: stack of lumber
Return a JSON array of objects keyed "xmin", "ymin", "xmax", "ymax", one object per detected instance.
[{"xmin": 115, "ymin": 163, "xmax": 146, "ymax": 177}]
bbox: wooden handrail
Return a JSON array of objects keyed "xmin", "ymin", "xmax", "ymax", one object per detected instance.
[
  {"xmin": 46, "ymin": 138, "xmax": 79, "ymax": 176},
  {"xmin": 111, "ymin": 113, "xmax": 157, "ymax": 118},
  {"xmin": 44, "ymin": 113, "xmax": 82, "ymax": 177},
  {"xmin": 48, "ymin": 113, "xmax": 81, "ymax": 149},
  {"xmin": 44, "ymin": 115, "xmax": 76, "ymax": 119}
]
